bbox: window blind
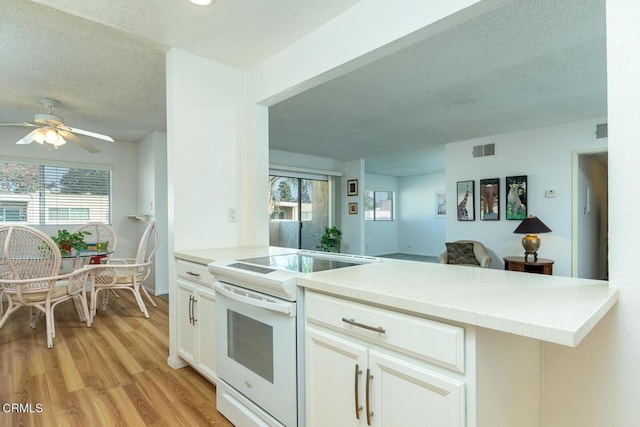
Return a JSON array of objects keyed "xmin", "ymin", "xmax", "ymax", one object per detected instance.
[{"xmin": 0, "ymin": 160, "xmax": 111, "ymax": 225}]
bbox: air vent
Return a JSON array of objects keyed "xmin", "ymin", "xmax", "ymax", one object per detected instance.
[
  {"xmin": 595, "ymin": 123, "xmax": 608, "ymax": 139},
  {"xmin": 473, "ymin": 143, "xmax": 495, "ymax": 158}
]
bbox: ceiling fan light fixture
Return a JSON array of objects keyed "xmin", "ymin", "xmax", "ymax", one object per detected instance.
[
  {"xmin": 45, "ymin": 128, "xmax": 58, "ymax": 144},
  {"xmin": 189, "ymin": 0, "xmax": 214, "ymax": 5},
  {"xmin": 54, "ymin": 134, "xmax": 67, "ymax": 147},
  {"xmin": 33, "ymin": 129, "xmax": 46, "ymax": 144}
]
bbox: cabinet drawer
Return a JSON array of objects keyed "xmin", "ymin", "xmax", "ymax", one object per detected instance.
[
  {"xmin": 176, "ymin": 259, "xmax": 215, "ymax": 286},
  {"xmin": 305, "ymin": 291, "xmax": 464, "ymax": 373}
]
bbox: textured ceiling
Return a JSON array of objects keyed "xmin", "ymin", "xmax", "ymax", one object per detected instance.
[
  {"xmin": 269, "ymin": 0, "xmax": 607, "ymax": 176},
  {"xmin": 0, "ymin": 0, "xmax": 360, "ymax": 144},
  {"xmin": 1, "ymin": 0, "xmax": 606, "ymax": 176}
]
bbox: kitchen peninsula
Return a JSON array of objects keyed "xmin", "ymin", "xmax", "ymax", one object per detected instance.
[{"xmin": 173, "ymin": 247, "xmax": 618, "ymax": 426}]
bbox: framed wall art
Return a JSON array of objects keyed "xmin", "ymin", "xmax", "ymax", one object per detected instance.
[
  {"xmin": 348, "ymin": 202, "xmax": 358, "ymax": 214},
  {"xmin": 456, "ymin": 180, "xmax": 475, "ymax": 221},
  {"xmin": 506, "ymin": 175, "xmax": 527, "ymax": 220},
  {"xmin": 347, "ymin": 179, "xmax": 358, "ymax": 196},
  {"xmin": 479, "ymin": 178, "xmax": 500, "ymax": 220},
  {"xmin": 435, "ymin": 191, "xmax": 446, "ymax": 218}
]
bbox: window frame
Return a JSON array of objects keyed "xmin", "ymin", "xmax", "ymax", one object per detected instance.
[
  {"xmin": 0, "ymin": 157, "xmax": 113, "ymax": 226},
  {"xmin": 364, "ymin": 189, "xmax": 395, "ymax": 221}
]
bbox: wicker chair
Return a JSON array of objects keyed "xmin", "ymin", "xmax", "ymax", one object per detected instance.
[
  {"xmin": 89, "ymin": 222, "xmax": 159, "ymax": 320},
  {"xmin": 73, "ymin": 222, "xmax": 117, "ymax": 264},
  {"xmin": 0, "ymin": 225, "xmax": 92, "ymax": 348}
]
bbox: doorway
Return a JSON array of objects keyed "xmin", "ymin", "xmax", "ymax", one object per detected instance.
[
  {"xmin": 269, "ymin": 175, "xmax": 329, "ymax": 250},
  {"xmin": 572, "ymin": 149, "xmax": 608, "ymax": 279}
]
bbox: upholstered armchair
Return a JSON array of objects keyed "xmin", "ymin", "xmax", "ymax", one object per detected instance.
[{"xmin": 438, "ymin": 240, "xmax": 491, "ymax": 268}]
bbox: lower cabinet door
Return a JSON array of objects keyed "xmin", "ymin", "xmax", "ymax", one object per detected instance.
[
  {"xmin": 195, "ymin": 286, "xmax": 217, "ymax": 383},
  {"xmin": 368, "ymin": 349, "xmax": 465, "ymax": 427},
  {"xmin": 176, "ymin": 280, "xmax": 196, "ymax": 364},
  {"xmin": 305, "ymin": 327, "xmax": 368, "ymax": 427}
]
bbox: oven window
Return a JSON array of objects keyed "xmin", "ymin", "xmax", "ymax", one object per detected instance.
[{"xmin": 227, "ymin": 310, "xmax": 274, "ymax": 383}]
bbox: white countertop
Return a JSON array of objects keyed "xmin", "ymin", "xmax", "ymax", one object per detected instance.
[
  {"xmin": 174, "ymin": 247, "xmax": 618, "ymax": 347},
  {"xmin": 297, "ymin": 260, "xmax": 618, "ymax": 347},
  {"xmin": 174, "ymin": 246, "xmax": 297, "ymax": 265}
]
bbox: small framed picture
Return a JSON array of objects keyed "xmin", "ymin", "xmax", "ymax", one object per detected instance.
[
  {"xmin": 347, "ymin": 179, "xmax": 358, "ymax": 196},
  {"xmin": 506, "ymin": 175, "xmax": 527, "ymax": 220},
  {"xmin": 480, "ymin": 178, "xmax": 500, "ymax": 220},
  {"xmin": 456, "ymin": 180, "xmax": 475, "ymax": 221},
  {"xmin": 348, "ymin": 202, "xmax": 358, "ymax": 214},
  {"xmin": 435, "ymin": 191, "xmax": 446, "ymax": 218}
]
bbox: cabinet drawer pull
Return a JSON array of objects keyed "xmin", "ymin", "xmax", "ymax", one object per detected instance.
[
  {"xmin": 188, "ymin": 295, "xmax": 194, "ymax": 324},
  {"xmin": 186, "ymin": 271, "xmax": 201, "ymax": 277},
  {"xmin": 354, "ymin": 364, "xmax": 363, "ymax": 419},
  {"xmin": 342, "ymin": 317, "xmax": 386, "ymax": 334},
  {"xmin": 192, "ymin": 296, "xmax": 198, "ymax": 325},
  {"xmin": 366, "ymin": 368, "xmax": 373, "ymax": 426}
]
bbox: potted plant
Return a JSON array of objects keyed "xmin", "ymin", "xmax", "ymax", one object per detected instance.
[
  {"xmin": 51, "ymin": 229, "xmax": 91, "ymax": 255},
  {"xmin": 317, "ymin": 226, "xmax": 342, "ymax": 253}
]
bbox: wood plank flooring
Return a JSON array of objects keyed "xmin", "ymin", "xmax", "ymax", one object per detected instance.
[{"xmin": 0, "ymin": 291, "xmax": 233, "ymax": 427}]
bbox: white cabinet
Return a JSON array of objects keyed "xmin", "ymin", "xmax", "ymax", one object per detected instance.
[
  {"xmin": 305, "ymin": 292, "xmax": 465, "ymax": 427},
  {"xmin": 304, "ymin": 290, "xmax": 543, "ymax": 427},
  {"xmin": 176, "ymin": 259, "xmax": 217, "ymax": 384}
]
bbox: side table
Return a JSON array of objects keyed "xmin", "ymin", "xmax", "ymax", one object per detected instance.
[{"xmin": 503, "ymin": 256, "xmax": 554, "ymax": 275}]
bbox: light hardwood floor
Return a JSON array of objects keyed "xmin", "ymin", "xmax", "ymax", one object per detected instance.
[{"xmin": 0, "ymin": 291, "xmax": 233, "ymax": 427}]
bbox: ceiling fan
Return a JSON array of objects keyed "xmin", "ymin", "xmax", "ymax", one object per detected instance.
[{"xmin": 0, "ymin": 98, "xmax": 114, "ymax": 153}]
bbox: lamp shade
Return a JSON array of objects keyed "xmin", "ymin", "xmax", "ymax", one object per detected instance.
[{"xmin": 513, "ymin": 215, "xmax": 551, "ymax": 234}]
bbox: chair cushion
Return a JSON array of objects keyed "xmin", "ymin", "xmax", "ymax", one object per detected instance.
[
  {"xmin": 446, "ymin": 242, "xmax": 480, "ymax": 266},
  {"xmin": 115, "ymin": 273, "xmax": 144, "ymax": 284},
  {"xmin": 21, "ymin": 280, "xmax": 69, "ymax": 302}
]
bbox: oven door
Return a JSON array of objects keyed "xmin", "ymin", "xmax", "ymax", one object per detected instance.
[{"xmin": 214, "ymin": 281, "xmax": 297, "ymax": 427}]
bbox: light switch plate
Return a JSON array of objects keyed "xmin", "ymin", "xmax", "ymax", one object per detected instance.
[{"xmin": 545, "ymin": 190, "xmax": 556, "ymax": 198}]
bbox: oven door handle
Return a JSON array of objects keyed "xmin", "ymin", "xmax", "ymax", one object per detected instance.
[{"xmin": 214, "ymin": 282, "xmax": 296, "ymax": 317}]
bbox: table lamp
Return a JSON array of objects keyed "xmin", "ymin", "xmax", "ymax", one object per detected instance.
[{"xmin": 513, "ymin": 215, "xmax": 552, "ymax": 262}]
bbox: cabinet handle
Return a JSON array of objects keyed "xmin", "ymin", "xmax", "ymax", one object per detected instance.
[
  {"xmin": 354, "ymin": 364, "xmax": 363, "ymax": 419},
  {"xmin": 186, "ymin": 271, "xmax": 201, "ymax": 277},
  {"xmin": 188, "ymin": 295, "xmax": 193, "ymax": 325},
  {"xmin": 366, "ymin": 368, "xmax": 373, "ymax": 426},
  {"xmin": 342, "ymin": 318, "xmax": 386, "ymax": 334},
  {"xmin": 192, "ymin": 296, "xmax": 198, "ymax": 325}
]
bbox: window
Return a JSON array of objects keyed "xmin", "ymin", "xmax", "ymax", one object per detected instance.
[
  {"xmin": 0, "ymin": 160, "xmax": 111, "ymax": 225},
  {"xmin": 0, "ymin": 202, "xmax": 27, "ymax": 222},
  {"xmin": 364, "ymin": 190, "xmax": 395, "ymax": 221}
]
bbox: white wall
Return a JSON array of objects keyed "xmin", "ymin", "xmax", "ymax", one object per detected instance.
[
  {"xmin": 269, "ymin": 149, "xmax": 345, "ymax": 173},
  {"xmin": 0, "ymin": 126, "xmax": 140, "ymax": 257},
  {"xmin": 138, "ymin": 131, "xmax": 169, "ymax": 295},
  {"xmin": 364, "ymin": 173, "xmax": 398, "ymax": 256},
  {"xmin": 540, "ymin": 1, "xmax": 640, "ymax": 425},
  {"xmin": 397, "ymin": 172, "xmax": 447, "ymax": 257},
  {"xmin": 166, "ymin": 49, "xmax": 248, "ymax": 252},
  {"xmin": 445, "ymin": 117, "xmax": 607, "ymax": 274},
  {"xmin": 341, "ymin": 159, "xmax": 365, "ymax": 254}
]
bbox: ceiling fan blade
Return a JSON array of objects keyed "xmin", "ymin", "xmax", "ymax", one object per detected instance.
[
  {"xmin": 59, "ymin": 130, "xmax": 100, "ymax": 153},
  {"xmin": 16, "ymin": 129, "xmax": 39, "ymax": 145},
  {"xmin": 0, "ymin": 121, "xmax": 38, "ymax": 127},
  {"xmin": 68, "ymin": 126, "xmax": 114, "ymax": 142}
]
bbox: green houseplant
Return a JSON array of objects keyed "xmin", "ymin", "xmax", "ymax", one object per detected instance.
[
  {"xmin": 317, "ymin": 226, "xmax": 342, "ymax": 253},
  {"xmin": 51, "ymin": 229, "xmax": 91, "ymax": 254}
]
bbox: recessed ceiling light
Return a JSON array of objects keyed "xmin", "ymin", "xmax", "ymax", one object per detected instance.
[{"xmin": 190, "ymin": 0, "xmax": 213, "ymax": 5}]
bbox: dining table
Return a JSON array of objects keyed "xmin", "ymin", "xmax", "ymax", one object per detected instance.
[{"xmin": 62, "ymin": 250, "xmax": 113, "ymax": 269}]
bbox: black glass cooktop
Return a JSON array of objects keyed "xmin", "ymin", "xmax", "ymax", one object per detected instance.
[{"xmin": 231, "ymin": 253, "xmax": 358, "ymax": 274}]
